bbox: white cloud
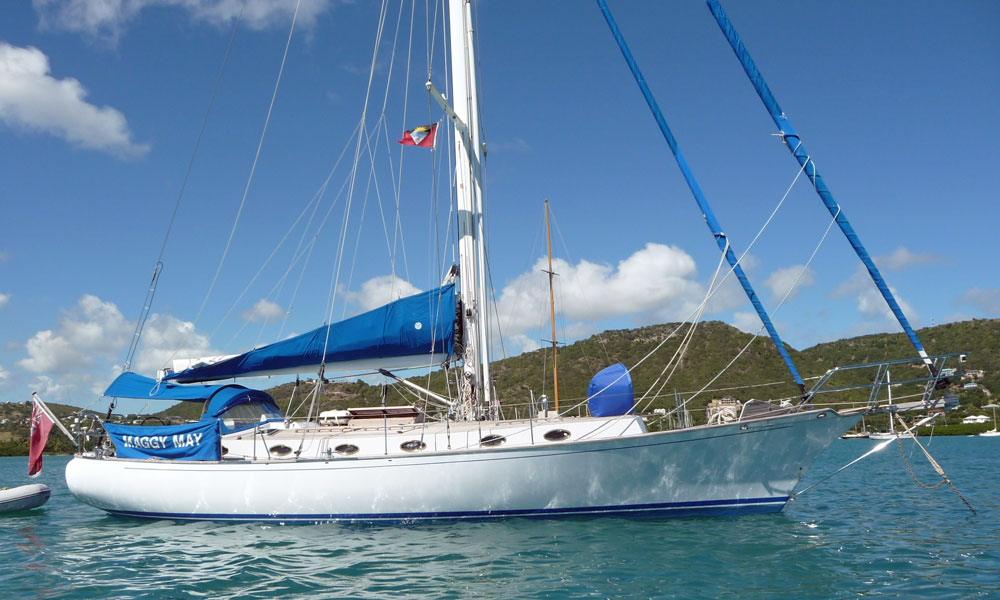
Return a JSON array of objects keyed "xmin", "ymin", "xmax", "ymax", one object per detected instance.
[
  {"xmin": 834, "ymin": 247, "xmax": 944, "ymax": 299},
  {"xmin": 731, "ymin": 311, "xmax": 763, "ymax": 334},
  {"xmin": 505, "ymin": 333, "xmax": 542, "ymax": 355},
  {"xmin": 0, "ymin": 250, "xmax": 10, "ymax": 262},
  {"xmin": 19, "ymin": 294, "xmax": 132, "ymax": 373},
  {"xmin": 831, "ymin": 268, "xmax": 868, "ymax": 298},
  {"xmin": 856, "ymin": 286, "xmax": 919, "ymax": 325},
  {"xmin": 496, "ymin": 243, "xmax": 704, "ymax": 337},
  {"xmin": 12, "ymin": 296, "xmax": 216, "ymax": 402},
  {"xmin": 876, "ymin": 247, "xmax": 943, "ymax": 271},
  {"xmin": 349, "ymin": 275, "xmax": 421, "ymax": 312},
  {"xmin": 29, "ymin": 374, "xmax": 72, "ymax": 399},
  {"xmin": 957, "ymin": 287, "xmax": 1000, "ymax": 315},
  {"xmin": 240, "ymin": 298, "xmax": 285, "ymax": 323},
  {"xmin": 764, "ymin": 265, "xmax": 816, "ymax": 302},
  {"xmin": 0, "ymin": 364, "xmax": 8, "ymax": 383},
  {"xmin": 0, "ymin": 293, "xmax": 9, "ymax": 309},
  {"xmin": 130, "ymin": 312, "xmax": 216, "ymax": 373},
  {"xmin": 33, "ymin": 0, "xmax": 333, "ymax": 44},
  {"xmin": 488, "ymin": 137, "xmax": 531, "ymax": 153},
  {"xmin": 17, "ymin": 294, "xmax": 215, "ymax": 381},
  {"xmin": 0, "ymin": 42, "xmax": 149, "ymax": 157}
]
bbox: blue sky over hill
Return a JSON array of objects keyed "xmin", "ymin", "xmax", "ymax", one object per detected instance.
[{"xmin": 0, "ymin": 0, "xmax": 997, "ymax": 411}]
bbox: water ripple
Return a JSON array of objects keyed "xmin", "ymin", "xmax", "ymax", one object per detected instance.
[{"xmin": 2, "ymin": 438, "xmax": 999, "ymax": 599}]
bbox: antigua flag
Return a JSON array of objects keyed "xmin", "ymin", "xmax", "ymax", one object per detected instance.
[
  {"xmin": 398, "ymin": 123, "xmax": 438, "ymax": 148},
  {"xmin": 28, "ymin": 398, "xmax": 55, "ymax": 477}
]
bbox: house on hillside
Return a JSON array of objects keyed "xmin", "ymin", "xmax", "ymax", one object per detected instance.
[{"xmin": 962, "ymin": 415, "xmax": 990, "ymax": 425}]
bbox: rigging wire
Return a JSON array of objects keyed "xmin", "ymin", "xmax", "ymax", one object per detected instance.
[
  {"xmin": 646, "ymin": 201, "xmax": 842, "ymax": 420},
  {"xmin": 276, "ymin": 120, "xmax": 366, "ymax": 342},
  {"xmin": 559, "ymin": 153, "xmax": 826, "ymax": 419},
  {"xmin": 84, "ymin": 2, "xmax": 247, "ymax": 422},
  {"xmin": 298, "ymin": 0, "xmax": 392, "ymax": 450},
  {"xmin": 548, "ymin": 210, "xmax": 613, "ymax": 366},
  {"xmin": 163, "ymin": 0, "xmax": 302, "ymax": 371},
  {"xmin": 120, "ymin": 1, "xmax": 247, "ymax": 375}
]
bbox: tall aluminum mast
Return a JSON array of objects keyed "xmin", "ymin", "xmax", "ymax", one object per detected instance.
[{"xmin": 447, "ymin": 0, "xmax": 492, "ymax": 418}]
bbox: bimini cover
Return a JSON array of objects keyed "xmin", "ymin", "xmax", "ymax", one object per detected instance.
[
  {"xmin": 587, "ymin": 363, "xmax": 634, "ymax": 417},
  {"xmin": 166, "ymin": 283, "xmax": 457, "ymax": 383},
  {"xmin": 104, "ymin": 420, "xmax": 221, "ymax": 461}
]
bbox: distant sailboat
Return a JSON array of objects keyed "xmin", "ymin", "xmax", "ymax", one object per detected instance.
[
  {"xmin": 869, "ymin": 370, "xmax": 915, "ymax": 440},
  {"xmin": 979, "ymin": 404, "xmax": 1000, "ymax": 437},
  {"xmin": 841, "ymin": 416, "xmax": 870, "ymax": 439}
]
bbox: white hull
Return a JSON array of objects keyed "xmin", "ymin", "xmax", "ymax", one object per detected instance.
[
  {"xmin": 66, "ymin": 409, "xmax": 857, "ymax": 522},
  {"xmin": 0, "ymin": 483, "xmax": 51, "ymax": 513},
  {"xmin": 868, "ymin": 432, "xmax": 914, "ymax": 440}
]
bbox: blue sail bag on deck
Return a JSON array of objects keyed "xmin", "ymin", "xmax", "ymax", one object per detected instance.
[{"xmin": 587, "ymin": 363, "xmax": 634, "ymax": 417}]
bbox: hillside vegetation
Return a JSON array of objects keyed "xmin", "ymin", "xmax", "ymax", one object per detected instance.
[
  {"xmin": 1, "ymin": 318, "xmax": 995, "ymax": 455},
  {"xmin": 169, "ymin": 317, "xmax": 1000, "ymax": 424}
]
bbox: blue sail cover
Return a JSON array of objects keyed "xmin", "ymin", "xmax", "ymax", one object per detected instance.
[
  {"xmin": 104, "ymin": 372, "xmax": 232, "ymax": 401},
  {"xmin": 104, "ymin": 420, "xmax": 221, "ymax": 461},
  {"xmin": 588, "ymin": 363, "xmax": 635, "ymax": 417},
  {"xmin": 166, "ymin": 284, "xmax": 457, "ymax": 384}
]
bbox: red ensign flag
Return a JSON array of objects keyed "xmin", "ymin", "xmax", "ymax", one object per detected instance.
[{"xmin": 28, "ymin": 399, "xmax": 54, "ymax": 477}]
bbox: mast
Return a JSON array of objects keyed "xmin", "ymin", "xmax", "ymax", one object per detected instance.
[
  {"xmin": 887, "ymin": 369, "xmax": 895, "ymax": 435},
  {"xmin": 447, "ymin": 0, "xmax": 491, "ymax": 419},
  {"xmin": 595, "ymin": 0, "xmax": 807, "ymax": 397},
  {"xmin": 706, "ymin": 0, "xmax": 935, "ymax": 374},
  {"xmin": 544, "ymin": 200, "xmax": 560, "ymax": 412}
]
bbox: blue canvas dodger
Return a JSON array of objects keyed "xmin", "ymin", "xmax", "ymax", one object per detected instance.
[{"xmin": 104, "ymin": 420, "xmax": 221, "ymax": 461}]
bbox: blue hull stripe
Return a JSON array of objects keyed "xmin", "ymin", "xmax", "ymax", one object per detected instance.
[{"xmin": 105, "ymin": 496, "xmax": 789, "ymax": 523}]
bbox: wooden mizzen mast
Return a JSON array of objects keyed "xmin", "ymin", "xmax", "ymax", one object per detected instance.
[{"xmin": 544, "ymin": 200, "xmax": 559, "ymax": 412}]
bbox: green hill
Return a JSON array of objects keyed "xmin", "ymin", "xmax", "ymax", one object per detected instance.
[
  {"xmin": 1, "ymin": 318, "xmax": 995, "ymax": 455},
  {"xmin": 208, "ymin": 317, "xmax": 999, "ymax": 425},
  {"xmin": 0, "ymin": 400, "xmax": 87, "ymax": 456}
]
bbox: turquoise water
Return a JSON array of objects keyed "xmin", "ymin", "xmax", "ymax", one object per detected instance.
[{"xmin": 1, "ymin": 438, "xmax": 997, "ymax": 599}]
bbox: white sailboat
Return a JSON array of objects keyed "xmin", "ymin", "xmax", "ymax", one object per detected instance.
[
  {"xmin": 869, "ymin": 370, "xmax": 915, "ymax": 440},
  {"xmin": 978, "ymin": 404, "xmax": 1000, "ymax": 437},
  {"xmin": 62, "ymin": 1, "xmax": 961, "ymax": 523}
]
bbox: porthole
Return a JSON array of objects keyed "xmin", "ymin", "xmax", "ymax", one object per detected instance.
[
  {"xmin": 400, "ymin": 440, "xmax": 426, "ymax": 452},
  {"xmin": 480, "ymin": 434, "xmax": 506, "ymax": 447},
  {"xmin": 334, "ymin": 444, "xmax": 360, "ymax": 456},
  {"xmin": 269, "ymin": 444, "xmax": 293, "ymax": 456},
  {"xmin": 221, "ymin": 445, "xmax": 229, "ymax": 456},
  {"xmin": 543, "ymin": 429, "xmax": 571, "ymax": 442}
]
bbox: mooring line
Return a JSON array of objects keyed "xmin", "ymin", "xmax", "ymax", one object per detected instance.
[{"xmin": 894, "ymin": 415, "xmax": 976, "ymax": 515}]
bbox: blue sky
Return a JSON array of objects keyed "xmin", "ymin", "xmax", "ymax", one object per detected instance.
[{"xmin": 1, "ymin": 0, "xmax": 997, "ymax": 411}]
